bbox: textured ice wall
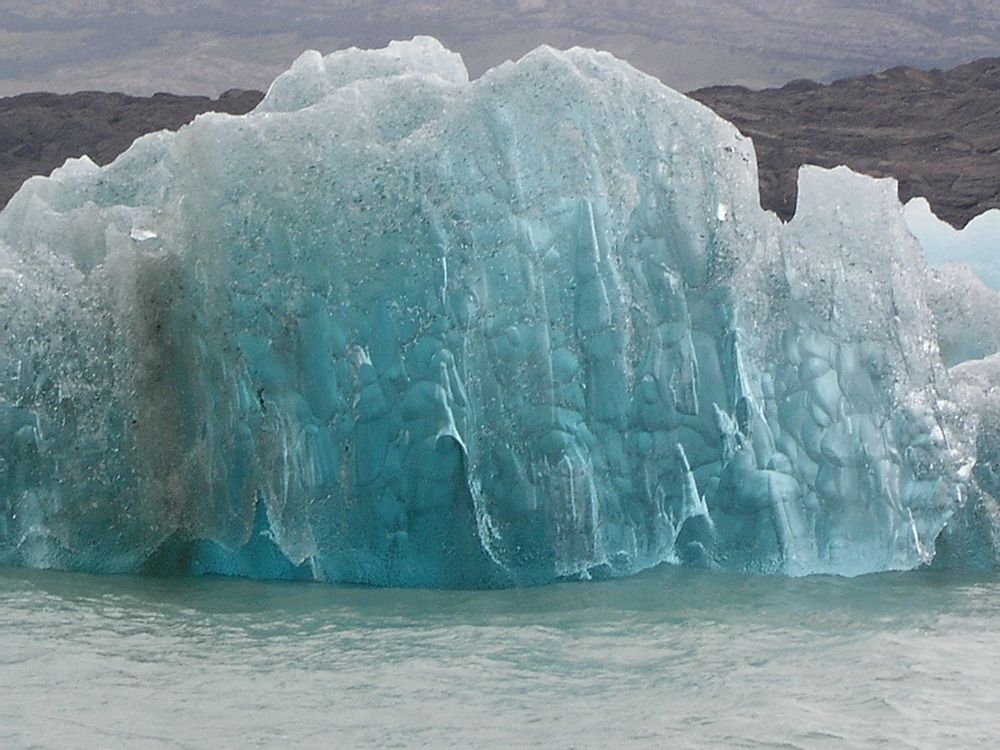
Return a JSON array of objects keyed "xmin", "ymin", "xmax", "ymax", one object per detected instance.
[
  {"xmin": 0, "ymin": 38, "xmax": 980, "ymax": 586},
  {"xmin": 919, "ymin": 262, "xmax": 1000, "ymax": 568}
]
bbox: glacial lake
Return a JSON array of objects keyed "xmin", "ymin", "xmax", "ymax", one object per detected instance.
[{"xmin": 2, "ymin": 564, "xmax": 999, "ymax": 748}]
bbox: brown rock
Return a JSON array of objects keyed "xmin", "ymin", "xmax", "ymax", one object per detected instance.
[{"xmin": 691, "ymin": 57, "xmax": 1000, "ymax": 228}]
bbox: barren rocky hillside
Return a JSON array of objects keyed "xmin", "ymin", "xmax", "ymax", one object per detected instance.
[
  {"xmin": 3, "ymin": 55, "xmax": 1000, "ymax": 227},
  {"xmin": 691, "ymin": 56, "xmax": 1000, "ymax": 227}
]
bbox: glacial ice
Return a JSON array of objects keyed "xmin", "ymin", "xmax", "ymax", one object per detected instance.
[
  {"xmin": 905, "ymin": 197, "xmax": 1000, "ymax": 289},
  {"xmin": 0, "ymin": 37, "xmax": 994, "ymax": 587}
]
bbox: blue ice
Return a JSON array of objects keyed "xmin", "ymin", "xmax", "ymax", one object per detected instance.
[{"xmin": 0, "ymin": 38, "xmax": 993, "ymax": 586}]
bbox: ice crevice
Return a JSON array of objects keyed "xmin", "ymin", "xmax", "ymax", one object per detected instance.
[{"xmin": 0, "ymin": 36, "xmax": 996, "ymax": 587}]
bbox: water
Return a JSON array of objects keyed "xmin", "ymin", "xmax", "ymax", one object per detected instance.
[{"xmin": 2, "ymin": 566, "xmax": 999, "ymax": 749}]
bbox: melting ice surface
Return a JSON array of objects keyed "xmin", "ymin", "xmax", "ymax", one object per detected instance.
[{"xmin": 0, "ymin": 38, "xmax": 997, "ymax": 587}]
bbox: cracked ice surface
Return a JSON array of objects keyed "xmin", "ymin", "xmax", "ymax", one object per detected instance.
[{"xmin": 0, "ymin": 38, "xmax": 984, "ymax": 586}]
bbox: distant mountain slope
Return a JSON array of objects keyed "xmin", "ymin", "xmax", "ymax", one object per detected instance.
[
  {"xmin": 691, "ymin": 57, "xmax": 1000, "ymax": 228},
  {"xmin": 2, "ymin": 56, "xmax": 1000, "ymax": 228},
  {"xmin": 5, "ymin": 1, "xmax": 1000, "ymax": 96}
]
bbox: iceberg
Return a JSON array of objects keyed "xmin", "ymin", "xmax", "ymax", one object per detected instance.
[{"xmin": 0, "ymin": 38, "xmax": 992, "ymax": 587}]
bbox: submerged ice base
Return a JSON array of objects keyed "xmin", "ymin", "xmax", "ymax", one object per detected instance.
[{"xmin": 0, "ymin": 38, "xmax": 990, "ymax": 587}]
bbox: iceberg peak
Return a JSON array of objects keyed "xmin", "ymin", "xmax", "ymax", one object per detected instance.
[{"xmin": 258, "ymin": 36, "xmax": 469, "ymax": 114}]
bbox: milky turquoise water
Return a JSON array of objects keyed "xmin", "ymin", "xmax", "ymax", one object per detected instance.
[{"xmin": 2, "ymin": 565, "xmax": 999, "ymax": 749}]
